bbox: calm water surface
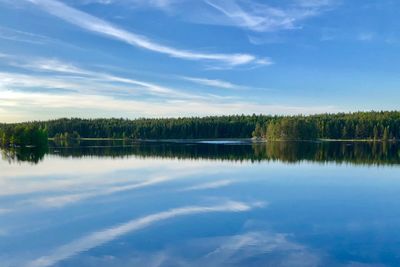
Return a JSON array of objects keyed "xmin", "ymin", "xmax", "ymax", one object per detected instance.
[{"xmin": 1, "ymin": 141, "xmax": 400, "ymax": 267}]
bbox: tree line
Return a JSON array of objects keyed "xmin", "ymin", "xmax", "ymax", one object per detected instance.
[
  {"xmin": 0, "ymin": 124, "xmax": 48, "ymax": 147},
  {"xmin": 24, "ymin": 115, "xmax": 268, "ymax": 139},
  {"xmin": 0, "ymin": 111, "xmax": 399, "ymax": 143},
  {"xmin": 253, "ymin": 111, "xmax": 400, "ymax": 141}
]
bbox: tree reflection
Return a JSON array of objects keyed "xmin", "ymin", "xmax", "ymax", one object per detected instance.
[
  {"xmin": 1, "ymin": 140, "xmax": 399, "ymax": 166},
  {"xmin": 1, "ymin": 145, "xmax": 48, "ymax": 164}
]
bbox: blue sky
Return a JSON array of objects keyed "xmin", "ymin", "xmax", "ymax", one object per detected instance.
[{"xmin": 0, "ymin": 0, "xmax": 399, "ymax": 122}]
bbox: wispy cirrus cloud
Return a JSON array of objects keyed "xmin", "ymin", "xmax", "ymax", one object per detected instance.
[
  {"xmin": 25, "ymin": 0, "xmax": 269, "ymax": 67},
  {"xmin": 131, "ymin": 0, "xmax": 336, "ymax": 33},
  {"xmin": 0, "ymin": 57, "xmax": 341, "ymax": 122},
  {"xmin": 203, "ymin": 0, "xmax": 335, "ymax": 32},
  {"xmin": 0, "ymin": 26, "xmax": 51, "ymax": 44},
  {"xmin": 0, "ymin": 26, "xmax": 89, "ymax": 51},
  {"xmin": 4, "ymin": 58, "xmax": 208, "ymax": 99}
]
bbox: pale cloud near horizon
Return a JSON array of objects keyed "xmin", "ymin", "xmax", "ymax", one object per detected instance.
[
  {"xmin": 0, "ymin": 54, "xmax": 344, "ymax": 123},
  {"xmin": 25, "ymin": 0, "xmax": 270, "ymax": 67},
  {"xmin": 0, "ymin": 89, "xmax": 342, "ymax": 123},
  {"xmin": 0, "ymin": 56, "xmax": 342, "ymax": 123}
]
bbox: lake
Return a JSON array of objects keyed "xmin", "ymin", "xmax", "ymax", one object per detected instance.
[{"xmin": 1, "ymin": 140, "xmax": 400, "ymax": 267}]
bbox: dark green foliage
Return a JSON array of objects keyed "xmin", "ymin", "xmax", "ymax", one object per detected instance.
[
  {"xmin": 54, "ymin": 131, "xmax": 81, "ymax": 141},
  {"xmin": 253, "ymin": 111, "xmax": 400, "ymax": 141},
  {"xmin": 0, "ymin": 124, "xmax": 48, "ymax": 147},
  {"xmin": 265, "ymin": 117, "xmax": 318, "ymax": 140},
  {"xmin": 17, "ymin": 115, "xmax": 270, "ymax": 140},
  {"xmin": 1, "ymin": 111, "xmax": 399, "ymax": 142}
]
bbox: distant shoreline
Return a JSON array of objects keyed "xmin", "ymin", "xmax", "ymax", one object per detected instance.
[
  {"xmin": 3, "ymin": 112, "xmax": 400, "ymax": 146},
  {"xmin": 48, "ymin": 137, "xmax": 397, "ymax": 143}
]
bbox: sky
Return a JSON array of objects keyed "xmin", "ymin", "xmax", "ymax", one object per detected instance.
[{"xmin": 0, "ymin": 0, "xmax": 399, "ymax": 122}]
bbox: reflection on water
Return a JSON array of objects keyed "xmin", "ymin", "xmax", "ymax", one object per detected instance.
[
  {"xmin": 2, "ymin": 140, "xmax": 400, "ymax": 165},
  {"xmin": 1, "ymin": 145, "xmax": 47, "ymax": 164},
  {"xmin": 1, "ymin": 141, "xmax": 400, "ymax": 266}
]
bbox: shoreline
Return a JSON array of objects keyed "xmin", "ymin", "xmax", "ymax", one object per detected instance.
[{"xmin": 48, "ymin": 137, "xmax": 398, "ymax": 143}]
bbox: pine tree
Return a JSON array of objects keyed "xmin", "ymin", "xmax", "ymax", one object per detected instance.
[
  {"xmin": 383, "ymin": 127, "xmax": 389, "ymax": 141},
  {"xmin": 373, "ymin": 125, "xmax": 379, "ymax": 140}
]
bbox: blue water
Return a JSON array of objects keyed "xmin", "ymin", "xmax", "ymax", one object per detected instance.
[{"xmin": 1, "ymin": 142, "xmax": 400, "ymax": 266}]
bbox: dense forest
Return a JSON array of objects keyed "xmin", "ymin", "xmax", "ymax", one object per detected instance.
[
  {"xmin": 0, "ymin": 124, "xmax": 48, "ymax": 147},
  {"xmin": 16, "ymin": 115, "xmax": 268, "ymax": 139},
  {"xmin": 253, "ymin": 111, "xmax": 400, "ymax": 141},
  {"xmin": 0, "ymin": 111, "xmax": 399, "ymax": 142}
]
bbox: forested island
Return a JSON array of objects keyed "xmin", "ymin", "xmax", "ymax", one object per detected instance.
[
  {"xmin": 0, "ymin": 125, "xmax": 48, "ymax": 148},
  {"xmin": 0, "ymin": 111, "xmax": 399, "ymax": 147}
]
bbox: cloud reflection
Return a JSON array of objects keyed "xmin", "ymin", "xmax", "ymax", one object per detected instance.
[
  {"xmin": 26, "ymin": 201, "xmax": 261, "ymax": 267},
  {"xmin": 65, "ymin": 231, "xmax": 321, "ymax": 267},
  {"xmin": 31, "ymin": 175, "xmax": 172, "ymax": 208},
  {"xmin": 180, "ymin": 179, "xmax": 234, "ymax": 191}
]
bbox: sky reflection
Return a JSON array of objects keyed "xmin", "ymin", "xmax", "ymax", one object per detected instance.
[
  {"xmin": 26, "ymin": 201, "xmax": 262, "ymax": 267},
  {"xmin": 1, "ymin": 144, "xmax": 400, "ymax": 266}
]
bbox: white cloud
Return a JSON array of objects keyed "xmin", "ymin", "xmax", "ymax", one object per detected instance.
[
  {"xmin": 26, "ymin": 0, "xmax": 268, "ymax": 67},
  {"xmin": 181, "ymin": 76, "xmax": 244, "ymax": 90},
  {"xmin": 0, "ymin": 58, "xmax": 342, "ymax": 122},
  {"xmin": 23, "ymin": 59, "xmax": 88, "ymax": 74},
  {"xmin": 26, "ymin": 201, "xmax": 259, "ymax": 267},
  {"xmin": 0, "ymin": 59, "xmax": 206, "ymax": 100}
]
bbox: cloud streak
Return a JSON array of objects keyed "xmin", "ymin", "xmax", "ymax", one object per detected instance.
[
  {"xmin": 26, "ymin": 0, "xmax": 269, "ymax": 67},
  {"xmin": 133, "ymin": 0, "xmax": 335, "ymax": 33},
  {"xmin": 203, "ymin": 0, "xmax": 334, "ymax": 32},
  {"xmin": 26, "ymin": 201, "xmax": 259, "ymax": 267},
  {"xmin": 31, "ymin": 175, "xmax": 172, "ymax": 208},
  {"xmin": 181, "ymin": 76, "xmax": 245, "ymax": 90},
  {"xmin": 1, "ymin": 58, "xmax": 209, "ymax": 100}
]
